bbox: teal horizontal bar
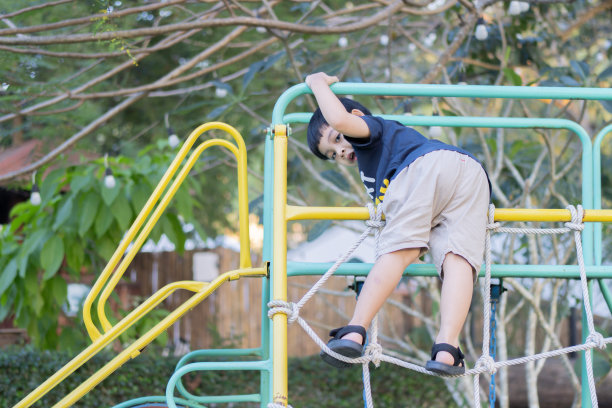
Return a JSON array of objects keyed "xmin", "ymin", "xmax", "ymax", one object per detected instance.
[
  {"xmin": 283, "ymin": 113, "xmax": 587, "ymax": 129},
  {"xmin": 167, "ymin": 360, "xmax": 271, "ymax": 408},
  {"xmin": 287, "ymin": 261, "xmax": 612, "ymax": 279},
  {"xmin": 272, "ymin": 83, "xmax": 612, "ymax": 123},
  {"xmin": 193, "ymin": 393, "xmax": 261, "ymax": 403},
  {"xmin": 112, "ymin": 396, "xmax": 207, "ymax": 408},
  {"xmin": 175, "ymin": 347, "xmax": 263, "ymax": 369}
]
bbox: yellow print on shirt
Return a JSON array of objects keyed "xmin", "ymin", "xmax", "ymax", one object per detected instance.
[{"xmin": 377, "ymin": 179, "xmax": 389, "ymax": 204}]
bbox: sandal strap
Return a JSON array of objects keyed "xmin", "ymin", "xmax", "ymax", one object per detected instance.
[
  {"xmin": 329, "ymin": 325, "xmax": 367, "ymax": 345},
  {"xmin": 430, "ymin": 343, "xmax": 465, "ymax": 367}
]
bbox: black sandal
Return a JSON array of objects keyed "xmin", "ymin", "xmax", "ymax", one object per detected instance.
[
  {"xmin": 425, "ymin": 343, "xmax": 466, "ymax": 376},
  {"xmin": 319, "ymin": 325, "xmax": 367, "ymax": 369}
]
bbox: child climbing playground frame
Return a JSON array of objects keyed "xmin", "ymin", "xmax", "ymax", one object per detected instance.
[
  {"xmin": 11, "ymin": 83, "xmax": 612, "ymax": 408},
  {"xmin": 264, "ymin": 82, "xmax": 612, "ymax": 408}
]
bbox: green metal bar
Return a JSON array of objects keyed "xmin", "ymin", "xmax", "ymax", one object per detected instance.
[
  {"xmin": 592, "ymin": 124, "xmax": 612, "ymax": 327},
  {"xmin": 272, "ymin": 83, "xmax": 612, "ymax": 123},
  {"xmin": 262, "ymin": 127, "xmax": 275, "ymax": 406},
  {"xmin": 282, "ymin": 111, "xmax": 596, "ymax": 273},
  {"xmin": 166, "ymin": 361, "xmax": 272, "ymax": 408},
  {"xmin": 287, "ymin": 261, "xmax": 612, "ymax": 279},
  {"xmin": 112, "ymin": 396, "xmax": 207, "ymax": 408},
  {"xmin": 173, "ymin": 348, "xmax": 264, "ymax": 400},
  {"xmin": 593, "ymin": 124, "xmax": 612, "ymax": 263},
  {"xmin": 268, "ymin": 82, "xmax": 608, "ymax": 408}
]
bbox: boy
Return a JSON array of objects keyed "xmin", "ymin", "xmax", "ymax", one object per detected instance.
[{"xmin": 305, "ymin": 72, "xmax": 490, "ymax": 375}]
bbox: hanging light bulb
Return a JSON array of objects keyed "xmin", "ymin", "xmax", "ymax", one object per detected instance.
[
  {"xmin": 256, "ymin": 26, "xmax": 266, "ymax": 33},
  {"xmin": 338, "ymin": 36, "xmax": 348, "ymax": 48},
  {"xmin": 30, "ymin": 172, "xmax": 41, "ymax": 205},
  {"xmin": 103, "ymin": 154, "xmax": 116, "ymax": 189},
  {"xmin": 475, "ymin": 17, "xmax": 488, "ymax": 41},
  {"xmin": 380, "ymin": 34, "xmax": 389, "ymax": 46},
  {"xmin": 519, "ymin": 1, "xmax": 530, "ymax": 12},
  {"xmin": 215, "ymin": 86, "xmax": 228, "ymax": 98},
  {"xmin": 429, "ymin": 124, "xmax": 443, "ymax": 138},
  {"xmin": 104, "ymin": 168, "xmax": 116, "ymax": 189},
  {"xmin": 509, "ymin": 1, "xmax": 521, "ymax": 15},
  {"xmin": 167, "ymin": 126, "xmax": 180, "ymax": 148}
]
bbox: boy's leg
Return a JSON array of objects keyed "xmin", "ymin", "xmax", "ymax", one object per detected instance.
[
  {"xmin": 434, "ymin": 252, "xmax": 474, "ymax": 365},
  {"xmin": 340, "ymin": 247, "xmax": 422, "ymax": 344}
]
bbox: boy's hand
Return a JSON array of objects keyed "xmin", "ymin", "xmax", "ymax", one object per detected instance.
[{"xmin": 305, "ymin": 72, "xmax": 339, "ymax": 88}]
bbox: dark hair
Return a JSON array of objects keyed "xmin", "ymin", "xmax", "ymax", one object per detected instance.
[{"xmin": 307, "ymin": 97, "xmax": 371, "ymax": 160}]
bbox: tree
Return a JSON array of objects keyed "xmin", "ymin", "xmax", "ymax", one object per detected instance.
[{"xmin": 1, "ymin": 1, "xmax": 612, "ymax": 407}]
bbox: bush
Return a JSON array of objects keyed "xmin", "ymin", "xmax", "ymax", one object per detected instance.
[{"xmin": 1, "ymin": 346, "xmax": 457, "ymax": 407}]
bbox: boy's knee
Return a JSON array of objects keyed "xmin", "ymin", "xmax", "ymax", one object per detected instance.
[
  {"xmin": 441, "ymin": 252, "xmax": 475, "ymax": 279},
  {"xmin": 382, "ymin": 247, "xmax": 421, "ymax": 266}
]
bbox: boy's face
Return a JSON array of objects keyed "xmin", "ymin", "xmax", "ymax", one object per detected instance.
[{"xmin": 317, "ymin": 125, "xmax": 358, "ymax": 167}]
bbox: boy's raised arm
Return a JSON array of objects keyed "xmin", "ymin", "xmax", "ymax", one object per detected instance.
[{"xmin": 305, "ymin": 72, "xmax": 370, "ymax": 138}]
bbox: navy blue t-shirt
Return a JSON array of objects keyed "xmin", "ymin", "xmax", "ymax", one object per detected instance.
[{"xmin": 345, "ymin": 115, "xmax": 488, "ymax": 204}]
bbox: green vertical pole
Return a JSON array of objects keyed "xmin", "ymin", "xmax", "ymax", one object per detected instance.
[{"xmin": 262, "ymin": 126, "xmax": 275, "ymax": 406}]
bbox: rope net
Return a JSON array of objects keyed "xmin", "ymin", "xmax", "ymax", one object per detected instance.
[{"xmin": 267, "ymin": 204, "xmax": 611, "ymax": 408}]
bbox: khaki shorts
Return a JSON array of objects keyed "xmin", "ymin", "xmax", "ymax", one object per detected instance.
[{"xmin": 378, "ymin": 150, "xmax": 489, "ymax": 278}]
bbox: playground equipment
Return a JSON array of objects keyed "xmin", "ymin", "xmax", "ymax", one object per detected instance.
[{"xmin": 12, "ymin": 83, "xmax": 612, "ymax": 408}]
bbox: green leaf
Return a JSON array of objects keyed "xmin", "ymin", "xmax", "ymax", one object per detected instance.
[
  {"xmin": 78, "ymin": 192, "xmax": 101, "ymax": 237},
  {"xmin": 307, "ymin": 220, "xmax": 331, "ymax": 242},
  {"xmin": 96, "ymin": 235, "xmax": 117, "ymax": 261},
  {"xmin": 570, "ymin": 60, "xmax": 588, "ymax": 82},
  {"xmin": 49, "ymin": 276, "xmax": 67, "ymax": 305},
  {"xmin": 600, "ymin": 100, "xmax": 612, "ymax": 114},
  {"xmin": 173, "ymin": 186, "xmax": 194, "ymax": 220},
  {"xmin": 40, "ymin": 235, "xmax": 64, "ymax": 280},
  {"xmin": 110, "ymin": 193, "xmax": 133, "ymax": 230},
  {"xmin": 560, "ymin": 75, "xmax": 580, "ymax": 87},
  {"xmin": 207, "ymin": 103, "xmax": 230, "ymax": 119},
  {"xmin": 129, "ymin": 182, "xmax": 151, "ymax": 215},
  {"xmin": 95, "ymin": 205, "xmax": 114, "ymax": 237},
  {"xmin": 101, "ymin": 179, "xmax": 121, "ymax": 206},
  {"xmin": 598, "ymin": 64, "xmax": 612, "ymax": 80},
  {"xmin": 165, "ymin": 213, "xmax": 185, "ymax": 253},
  {"xmin": 53, "ymin": 196, "xmax": 74, "ymax": 231},
  {"xmin": 65, "ymin": 240, "xmax": 85, "ymax": 273},
  {"xmin": 70, "ymin": 169, "xmax": 94, "ymax": 194},
  {"xmin": 39, "ymin": 168, "xmax": 65, "ymax": 203},
  {"xmin": 503, "ymin": 67, "xmax": 522, "ymax": 86},
  {"xmin": 0, "ymin": 259, "xmax": 17, "ymax": 297},
  {"xmin": 9, "ymin": 202, "xmax": 38, "ymax": 232},
  {"xmin": 19, "ymin": 229, "xmax": 49, "ymax": 259}
]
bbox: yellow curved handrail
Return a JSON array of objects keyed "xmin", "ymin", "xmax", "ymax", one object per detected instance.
[
  {"xmin": 13, "ymin": 267, "xmax": 266, "ymax": 408},
  {"xmin": 83, "ymin": 122, "xmax": 251, "ymax": 340}
]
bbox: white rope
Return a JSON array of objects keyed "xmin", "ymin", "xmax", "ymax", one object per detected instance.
[{"xmin": 267, "ymin": 203, "xmax": 608, "ymax": 408}]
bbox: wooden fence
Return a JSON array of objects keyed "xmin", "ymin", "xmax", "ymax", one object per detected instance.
[{"xmin": 125, "ymin": 248, "xmax": 429, "ymax": 357}]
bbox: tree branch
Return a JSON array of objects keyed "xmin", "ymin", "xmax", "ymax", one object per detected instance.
[{"xmin": 0, "ymin": 1, "xmax": 403, "ymax": 45}]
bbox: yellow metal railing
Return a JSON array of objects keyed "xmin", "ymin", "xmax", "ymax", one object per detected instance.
[
  {"xmin": 286, "ymin": 205, "xmax": 612, "ymax": 222},
  {"xmin": 83, "ymin": 122, "xmax": 252, "ymax": 340},
  {"xmin": 14, "ymin": 268, "xmax": 266, "ymax": 408},
  {"xmin": 14, "ymin": 122, "xmax": 261, "ymax": 408}
]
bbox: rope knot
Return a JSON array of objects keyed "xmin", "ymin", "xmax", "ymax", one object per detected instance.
[
  {"xmin": 476, "ymin": 355, "xmax": 497, "ymax": 375},
  {"xmin": 365, "ymin": 219, "xmax": 386, "ymax": 229},
  {"xmin": 565, "ymin": 205, "xmax": 584, "ymax": 231},
  {"xmin": 364, "ymin": 342, "xmax": 383, "ymax": 368},
  {"xmin": 587, "ymin": 332, "xmax": 606, "ymax": 350},
  {"xmin": 365, "ymin": 203, "xmax": 385, "ymax": 230},
  {"xmin": 267, "ymin": 300, "xmax": 299, "ymax": 323},
  {"xmin": 487, "ymin": 222, "xmax": 501, "ymax": 231}
]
